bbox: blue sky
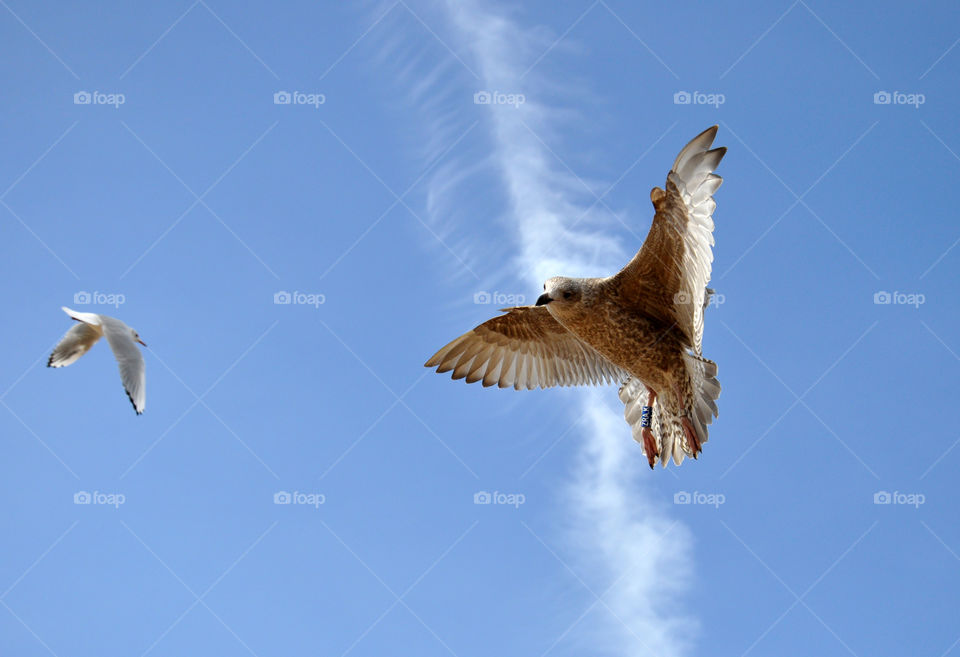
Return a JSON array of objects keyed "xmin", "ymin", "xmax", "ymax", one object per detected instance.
[{"xmin": 2, "ymin": 1, "xmax": 959, "ymax": 655}]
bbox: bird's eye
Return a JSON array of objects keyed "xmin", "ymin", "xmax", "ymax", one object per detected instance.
[{"xmin": 563, "ymin": 291, "xmax": 573, "ymax": 300}]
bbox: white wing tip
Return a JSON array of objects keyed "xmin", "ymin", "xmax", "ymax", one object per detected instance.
[{"xmin": 673, "ymin": 126, "xmax": 723, "ymax": 171}]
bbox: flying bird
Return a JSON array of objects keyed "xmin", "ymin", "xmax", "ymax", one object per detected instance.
[
  {"xmin": 48, "ymin": 306, "xmax": 147, "ymax": 414},
  {"xmin": 425, "ymin": 126, "xmax": 725, "ymax": 467}
]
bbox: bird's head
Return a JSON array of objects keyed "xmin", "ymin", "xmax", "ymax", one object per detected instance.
[
  {"xmin": 131, "ymin": 329, "xmax": 147, "ymax": 347},
  {"xmin": 536, "ymin": 277, "xmax": 586, "ymax": 315}
]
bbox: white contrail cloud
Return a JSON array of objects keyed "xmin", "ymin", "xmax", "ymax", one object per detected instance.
[
  {"xmin": 372, "ymin": 0, "xmax": 699, "ymax": 652},
  {"xmin": 438, "ymin": 2, "xmax": 699, "ymax": 655}
]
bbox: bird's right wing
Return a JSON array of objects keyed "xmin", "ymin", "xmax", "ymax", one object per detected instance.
[
  {"xmin": 101, "ymin": 317, "xmax": 146, "ymax": 414},
  {"xmin": 48, "ymin": 322, "xmax": 102, "ymax": 368},
  {"xmin": 425, "ymin": 305, "xmax": 625, "ymax": 389},
  {"xmin": 614, "ymin": 126, "xmax": 725, "ymax": 353}
]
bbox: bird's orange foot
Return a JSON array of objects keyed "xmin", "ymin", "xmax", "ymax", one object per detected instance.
[
  {"xmin": 641, "ymin": 427, "xmax": 658, "ymax": 469},
  {"xmin": 640, "ymin": 391, "xmax": 658, "ymax": 468},
  {"xmin": 681, "ymin": 416, "xmax": 701, "ymax": 458}
]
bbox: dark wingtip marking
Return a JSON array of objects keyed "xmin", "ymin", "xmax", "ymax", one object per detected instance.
[{"xmin": 125, "ymin": 389, "xmax": 143, "ymax": 415}]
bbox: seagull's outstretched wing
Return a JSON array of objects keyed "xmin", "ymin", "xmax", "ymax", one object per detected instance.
[
  {"xmin": 61, "ymin": 305, "xmax": 103, "ymax": 326},
  {"xmin": 425, "ymin": 305, "xmax": 625, "ymax": 389},
  {"xmin": 614, "ymin": 125, "xmax": 725, "ymax": 353},
  {"xmin": 101, "ymin": 316, "xmax": 146, "ymax": 414},
  {"xmin": 48, "ymin": 322, "xmax": 102, "ymax": 368}
]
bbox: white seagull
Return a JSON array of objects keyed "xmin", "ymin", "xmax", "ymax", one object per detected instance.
[{"xmin": 48, "ymin": 306, "xmax": 147, "ymax": 414}]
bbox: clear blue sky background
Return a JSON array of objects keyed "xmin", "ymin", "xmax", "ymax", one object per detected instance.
[{"xmin": 2, "ymin": 1, "xmax": 959, "ymax": 656}]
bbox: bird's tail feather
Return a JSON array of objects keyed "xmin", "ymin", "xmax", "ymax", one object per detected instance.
[
  {"xmin": 684, "ymin": 352, "xmax": 720, "ymax": 451},
  {"xmin": 620, "ymin": 378, "xmax": 687, "ymax": 467}
]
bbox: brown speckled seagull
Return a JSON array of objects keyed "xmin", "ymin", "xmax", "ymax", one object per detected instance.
[{"xmin": 425, "ymin": 126, "xmax": 725, "ymax": 468}]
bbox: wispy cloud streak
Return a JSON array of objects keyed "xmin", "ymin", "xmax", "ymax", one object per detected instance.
[{"xmin": 435, "ymin": 2, "xmax": 698, "ymax": 655}]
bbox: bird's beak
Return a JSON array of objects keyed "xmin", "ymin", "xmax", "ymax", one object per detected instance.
[
  {"xmin": 535, "ymin": 293, "xmax": 552, "ymax": 306},
  {"xmin": 137, "ymin": 338, "xmax": 147, "ymax": 347}
]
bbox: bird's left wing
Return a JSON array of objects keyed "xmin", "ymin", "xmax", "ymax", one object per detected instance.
[
  {"xmin": 425, "ymin": 305, "xmax": 625, "ymax": 389},
  {"xmin": 614, "ymin": 126, "xmax": 725, "ymax": 353},
  {"xmin": 62, "ymin": 306, "xmax": 103, "ymax": 326},
  {"xmin": 48, "ymin": 322, "xmax": 102, "ymax": 368},
  {"xmin": 101, "ymin": 317, "xmax": 146, "ymax": 414}
]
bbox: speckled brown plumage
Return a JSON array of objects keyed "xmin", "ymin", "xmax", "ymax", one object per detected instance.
[{"xmin": 425, "ymin": 126, "xmax": 725, "ymax": 468}]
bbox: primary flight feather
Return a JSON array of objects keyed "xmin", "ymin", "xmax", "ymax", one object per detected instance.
[{"xmin": 425, "ymin": 126, "xmax": 725, "ymax": 468}]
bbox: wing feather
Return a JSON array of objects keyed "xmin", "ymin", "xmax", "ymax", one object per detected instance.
[
  {"xmin": 48, "ymin": 322, "xmax": 102, "ymax": 368},
  {"xmin": 101, "ymin": 316, "xmax": 146, "ymax": 414},
  {"xmin": 613, "ymin": 125, "xmax": 725, "ymax": 353},
  {"xmin": 425, "ymin": 305, "xmax": 625, "ymax": 389}
]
